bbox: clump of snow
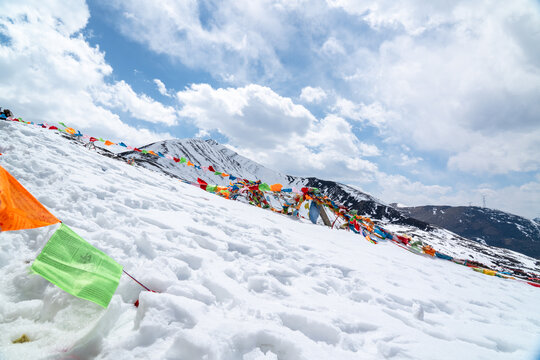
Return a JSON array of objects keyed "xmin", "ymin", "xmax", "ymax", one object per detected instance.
[{"xmin": 1, "ymin": 121, "xmax": 540, "ymax": 360}]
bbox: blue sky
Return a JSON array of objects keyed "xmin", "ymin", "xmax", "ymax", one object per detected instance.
[{"xmin": 1, "ymin": 0, "xmax": 539, "ymax": 218}]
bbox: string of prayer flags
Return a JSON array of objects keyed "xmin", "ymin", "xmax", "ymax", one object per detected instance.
[
  {"xmin": 0, "ymin": 165, "xmax": 60, "ymax": 231},
  {"xmin": 31, "ymin": 223, "xmax": 123, "ymax": 308}
]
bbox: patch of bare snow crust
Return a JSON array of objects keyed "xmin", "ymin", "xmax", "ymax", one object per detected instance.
[{"xmin": 0, "ymin": 121, "xmax": 539, "ymax": 359}]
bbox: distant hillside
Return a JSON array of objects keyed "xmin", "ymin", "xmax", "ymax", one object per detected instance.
[{"xmin": 398, "ymin": 205, "xmax": 540, "ymax": 259}]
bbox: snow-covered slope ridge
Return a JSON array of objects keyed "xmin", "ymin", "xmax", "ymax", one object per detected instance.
[{"xmin": 1, "ymin": 121, "xmax": 540, "ymax": 360}]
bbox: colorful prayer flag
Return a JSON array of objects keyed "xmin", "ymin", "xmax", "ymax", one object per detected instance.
[
  {"xmin": 31, "ymin": 224, "xmax": 123, "ymax": 308},
  {"xmin": 197, "ymin": 178, "xmax": 208, "ymax": 190},
  {"xmin": 270, "ymin": 184, "xmax": 283, "ymax": 192},
  {"xmin": 0, "ymin": 166, "xmax": 60, "ymax": 231}
]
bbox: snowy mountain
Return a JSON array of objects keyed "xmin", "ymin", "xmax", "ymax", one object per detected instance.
[
  {"xmin": 1, "ymin": 121, "xmax": 540, "ymax": 360},
  {"xmin": 399, "ymin": 206, "xmax": 540, "ymax": 260},
  {"xmin": 118, "ymin": 138, "xmax": 540, "ymax": 275},
  {"xmin": 119, "ymin": 139, "xmax": 431, "ymax": 228}
]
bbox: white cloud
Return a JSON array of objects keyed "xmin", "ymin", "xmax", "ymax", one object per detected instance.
[
  {"xmin": 177, "ymin": 83, "xmax": 315, "ymax": 150},
  {"xmin": 177, "ymin": 84, "xmax": 379, "ymax": 179},
  {"xmin": 321, "ymin": 37, "xmax": 346, "ymax": 56},
  {"xmin": 154, "ymin": 78, "xmax": 170, "ymax": 97},
  {"xmin": 333, "ymin": 98, "xmax": 395, "ymax": 129},
  {"xmin": 447, "ymin": 131, "xmax": 540, "ymax": 174},
  {"xmin": 399, "ymin": 153, "xmax": 422, "ymax": 167},
  {"xmin": 339, "ymin": 1, "xmax": 540, "ymax": 175},
  {"xmin": 0, "ymin": 0, "xmax": 175, "ymax": 144},
  {"xmin": 95, "ymin": 81, "xmax": 178, "ymax": 126},
  {"xmin": 102, "ymin": 0, "xmax": 540, "ymax": 179},
  {"xmin": 107, "ymin": 0, "xmax": 291, "ymax": 84},
  {"xmin": 300, "ymin": 86, "xmax": 327, "ymax": 103}
]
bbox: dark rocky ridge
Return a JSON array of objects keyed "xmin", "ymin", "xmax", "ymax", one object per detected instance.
[{"xmin": 398, "ymin": 205, "xmax": 540, "ymax": 259}]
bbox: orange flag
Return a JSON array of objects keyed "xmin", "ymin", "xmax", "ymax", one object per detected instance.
[
  {"xmin": 221, "ymin": 173, "xmax": 229, "ymax": 177},
  {"xmin": 104, "ymin": 140, "xmax": 115, "ymax": 146},
  {"xmin": 148, "ymin": 151, "xmax": 158, "ymax": 156},
  {"xmin": 0, "ymin": 166, "xmax": 60, "ymax": 231},
  {"xmin": 270, "ymin": 184, "xmax": 283, "ymax": 192},
  {"xmin": 187, "ymin": 161, "xmax": 194, "ymax": 166}
]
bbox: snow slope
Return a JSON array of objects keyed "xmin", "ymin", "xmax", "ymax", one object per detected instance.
[
  {"xmin": 1, "ymin": 121, "xmax": 540, "ymax": 360},
  {"xmin": 120, "ymin": 138, "xmax": 540, "ymax": 276}
]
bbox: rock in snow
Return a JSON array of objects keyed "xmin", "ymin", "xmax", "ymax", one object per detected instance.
[{"xmin": 0, "ymin": 121, "xmax": 540, "ymax": 359}]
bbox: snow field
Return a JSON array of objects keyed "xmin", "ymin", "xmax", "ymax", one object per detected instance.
[{"xmin": 1, "ymin": 121, "xmax": 540, "ymax": 359}]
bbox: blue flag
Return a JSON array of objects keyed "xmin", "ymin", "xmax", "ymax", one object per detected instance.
[{"xmin": 309, "ymin": 201, "xmax": 320, "ymax": 224}]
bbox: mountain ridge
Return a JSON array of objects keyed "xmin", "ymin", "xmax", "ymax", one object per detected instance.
[{"xmin": 398, "ymin": 205, "xmax": 540, "ymax": 259}]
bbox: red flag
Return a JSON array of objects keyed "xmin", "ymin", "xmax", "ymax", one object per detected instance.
[
  {"xmin": 173, "ymin": 157, "xmax": 180, "ymax": 163},
  {"xmin": 197, "ymin": 178, "xmax": 208, "ymax": 190},
  {"xmin": 208, "ymin": 166, "xmax": 216, "ymax": 172},
  {"xmin": 89, "ymin": 137, "xmax": 98, "ymax": 142},
  {"xmin": 134, "ymin": 148, "xmax": 142, "ymax": 152}
]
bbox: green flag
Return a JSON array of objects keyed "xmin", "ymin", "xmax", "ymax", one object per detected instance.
[
  {"xmin": 214, "ymin": 171, "xmax": 222, "ymax": 176},
  {"xmin": 206, "ymin": 185, "xmax": 217, "ymax": 192},
  {"xmin": 180, "ymin": 157, "xmax": 187, "ymax": 164},
  {"xmin": 58, "ymin": 122, "xmax": 67, "ymax": 127},
  {"xmin": 31, "ymin": 224, "xmax": 123, "ymax": 308},
  {"xmin": 258, "ymin": 183, "xmax": 271, "ymax": 192},
  {"xmin": 141, "ymin": 150, "xmax": 149, "ymax": 154}
]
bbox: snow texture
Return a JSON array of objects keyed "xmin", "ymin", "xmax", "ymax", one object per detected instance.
[{"xmin": 1, "ymin": 121, "xmax": 540, "ymax": 360}]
